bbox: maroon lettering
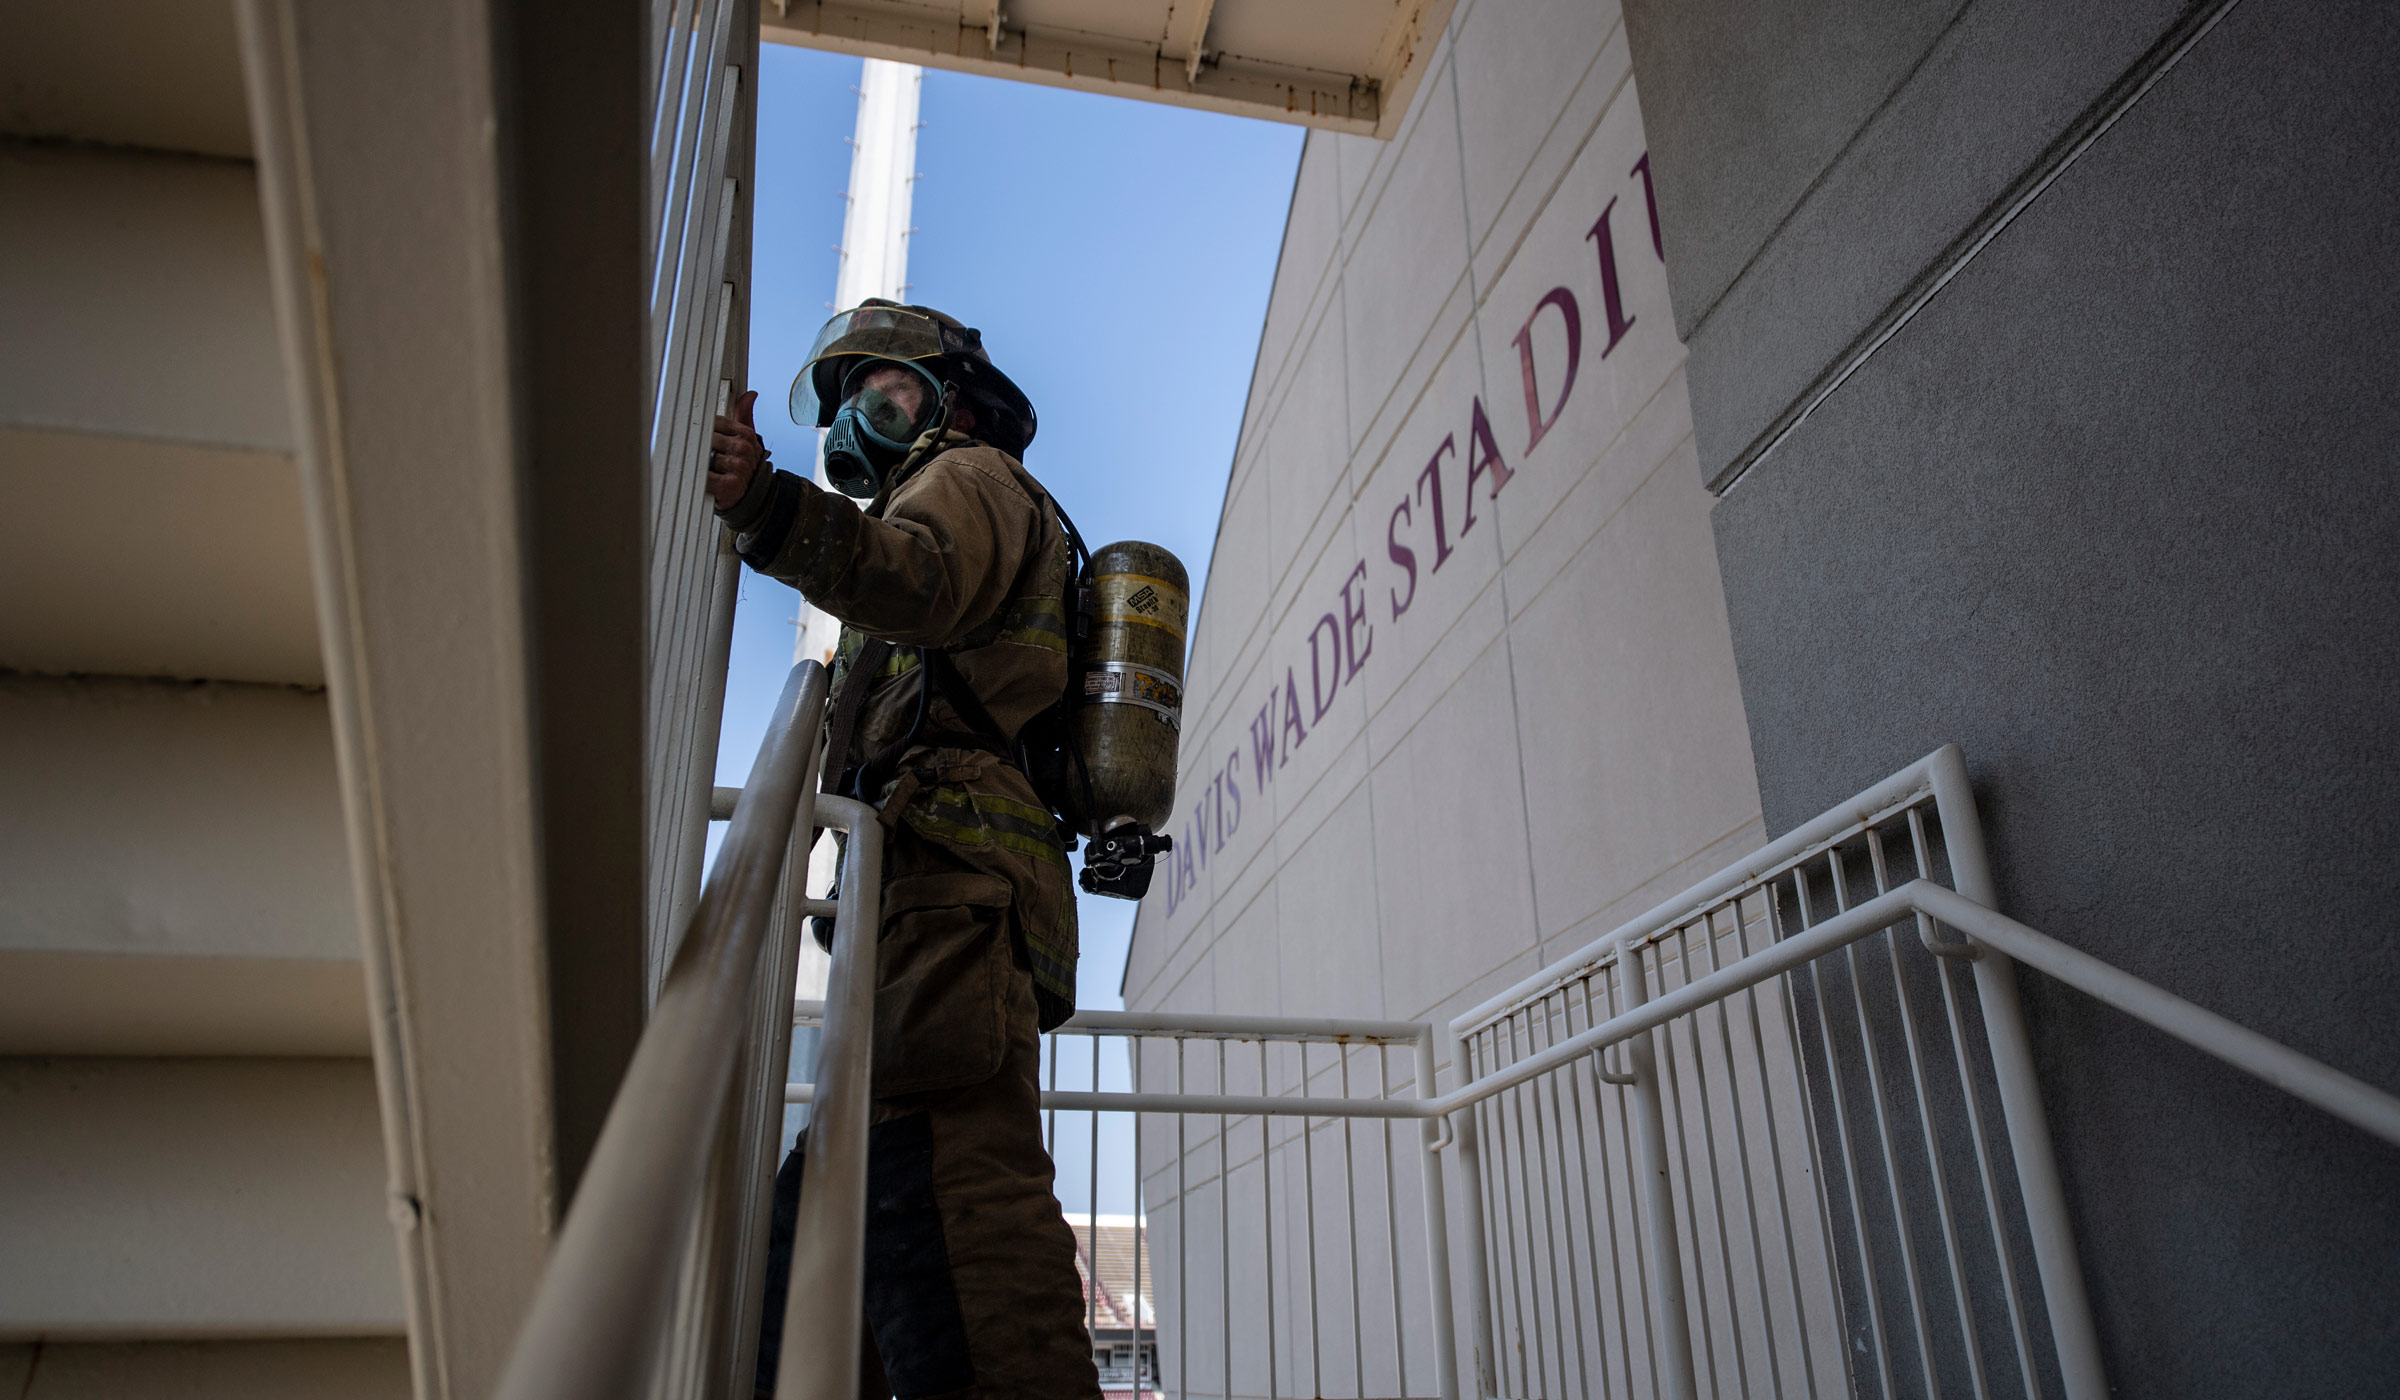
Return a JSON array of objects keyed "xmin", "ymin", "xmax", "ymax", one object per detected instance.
[
  {"xmin": 1227, "ymin": 754, "xmax": 1244, "ymax": 829},
  {"xmin": 1415, "ymin": 435, "xmax": 1458, "ymax": 572},
  {"xmin": 1308, "ymin": 612, "xmax": 1344, "ymax": 723},
  {"xmin": 1512, "ymin": 287, "xmax": 1582, "ymax": 456},
  {"xmin": 1387, "ymin": 499, "xmax": 1419, "ymax": 620},
  {"xmin": 1586, "ymin": 197, "xmax": 1637, "ymax": 356},
  {"xmin": 1631, "ymin": 152, "xmax": 1664, "ymax": 262},
  {"xmin": 1170, "ymin": 164, "xmax": 1687, "ymax": 892},
  {"xmin": 1279, "ymin": 666, "xmax": 1307, "ymax": 761},
  {"xmin": 1458, "ymin": 397, "xmax": 1512, "ymax": 537},
  {"xmin": 1342, "ymin": 560, "xmax": 1374, "ymax": 682},
  {"xmin": 1249, "ymin": 695, "xmax": 1277, "ymax": 789}
]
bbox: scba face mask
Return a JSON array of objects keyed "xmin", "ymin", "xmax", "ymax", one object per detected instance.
[{"xmin": 822, "ymin": 361, "xmax": 942, "ymax": 498}]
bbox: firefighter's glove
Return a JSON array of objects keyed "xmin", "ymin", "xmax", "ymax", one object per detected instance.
[{"xmin": 710, "ymin": 389, "xmax": 774, "ymax": 527}]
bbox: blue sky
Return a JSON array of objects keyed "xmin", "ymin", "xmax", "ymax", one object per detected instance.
[{"xmin": 721, "ymin": 46, "xmax": 1300, "ymax": 1209}]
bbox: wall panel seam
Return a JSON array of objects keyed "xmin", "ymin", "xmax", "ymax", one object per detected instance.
[{"xmin": 1714, "ymin": 0, "xmax": 2247, "ymax": 497}]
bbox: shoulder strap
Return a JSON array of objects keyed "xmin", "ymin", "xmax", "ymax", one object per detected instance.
[
  {"xmin": 820, "ymin": 636, "xmax": 894, "ymax": 798},
  {"xmin": 924, "ymin": 646, "xmax": 1017, "ymax": 754}
]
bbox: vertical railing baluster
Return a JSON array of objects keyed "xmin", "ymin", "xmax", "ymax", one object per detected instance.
[
  {"xmin": 1909, "ymin": 806, "xmax": 2045, "ymax": 1400},
  {"xmin": 1673, "ymin": 922, "xmax": 1751, "ymax": 1398},
  {"xmin": 1534, "ymin": 996, "xmax": 1593, "ymax": 1400},
  {"xmin": 1573, "ymin": 980, "xmax": 1638, "ymax": 1400},
  {"xmin": 1260, "ymin": 1040, "xmax": 1278, "ymax": 1400},
  {"xmin": 1413, "ymin": 1028, "xmax": 1462, "ymax": 1400},
  {"xmin": 1826, "ymin": 846, "xmax": 1944, "ymax": 1397},
  {"xmin": 1924, "ymin": 759, "xmax": 2106, "ymax": 1400},
  {"xmin": 1601, "ymin": 968, "xmax": 1658, "ymax": 1398},
  {"xmin": 1493, "ymin": 1021, "xmax": 1534, "ymax": 1397},
  {"xmin": 1867, "ymin": 826, "xmax": 1994, "ymax": 1400},
  {"xmin": 1218, "ymin": 1040, "xmax": 1231, "ymax": 1400},
  {"xmin": 1133, "ymin": 1036, "xmax": 1146, "ymax": 1399},
  {"xmin": 1649, "ymin": 934, "xmax": 1722, "ymax": 1400},
  {"xmin": 1718, "ymin": 895, "xmax": 1818, "ymax": 1400},
  {"xmin": 1620, "ymin": 942, "xmax": 1700, "ymax": 1400},
  {"xmin": 1792, "ymin": 865, "xmax": 1898, "ymax": 1400},
  {"xmin": 1178, "ymin": 1039, "xmax": 1190, "ymax": 1400},
  {"xmin": 1339, "ymin": 1049, "xmax": 1364, "ymax": 1397},
  {"xmin": 1300, "ymin": 1042, "xmax": 1322, "ymax": 1399},
  {"xmin": 1377, "ymin": 1048, "xmax": 1407, "ymax": 1398}
]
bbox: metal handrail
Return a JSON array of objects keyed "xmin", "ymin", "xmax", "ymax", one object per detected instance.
[
  {"xmin": 517, "ymin": 721, "xmax": 2397, "ymax": 1400},
  {"xmin": 493, "ymin": 661, "xmax": 832, "ymax": 1400},
  {"xmin": 1908, "ymin": 881, "xmax": 2400, "ymax": 1146},
  {"xmin": 770, "ymin": 791, "xmax": 880, "ymax": 1400},
  {"xmin": 1436, "ymin": 744, "xmax": 2400, "ymax": 1400},
  {"xmin": 775, "ymin": 748, "xmax": 2400, "ymax": 1400},
  {"xmin": 782, "ymin": 900, "xmax": 2400, "ymax": 1138}
]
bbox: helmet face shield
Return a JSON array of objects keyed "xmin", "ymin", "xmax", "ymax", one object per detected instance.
[{"xmin": 788, "ymin": 304, "xmax": 948, "ymax": 427}]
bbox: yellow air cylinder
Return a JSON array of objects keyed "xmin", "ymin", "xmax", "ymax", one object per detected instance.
[{"xmin": 1073, "ymin": 540, "xmax": 1188, "ymax": 837}]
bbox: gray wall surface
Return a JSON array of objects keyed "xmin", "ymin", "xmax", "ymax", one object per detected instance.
[
  {"xmin": 1627, "ymin": 0, "xmax": 2400, "ymax": 1393},
  {"xmin": 1626, "ymin": 0, "xmax": 2202, "ymax": 489}
]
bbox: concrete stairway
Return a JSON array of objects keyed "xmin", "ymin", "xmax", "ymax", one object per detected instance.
[{"xmin": 0, "ymin": 3, "xmax": 407, "ymax": 1393}]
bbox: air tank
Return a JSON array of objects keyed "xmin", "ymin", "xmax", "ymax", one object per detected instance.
[{"xmin": 1073, "ymin": 540, "xmax": 1187, "ymax": 837}]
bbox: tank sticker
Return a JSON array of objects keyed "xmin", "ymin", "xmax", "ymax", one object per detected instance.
[
  {"xmin": 1095, "ymin": 572, "xmax": 1189, "ymax": 641},
  {"xmin": 1082, "ymin": 661, "xmax": 1182, "ymax": 728}
]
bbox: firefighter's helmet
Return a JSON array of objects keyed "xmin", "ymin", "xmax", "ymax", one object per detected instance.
[{"xmin": 788, "ymin": 298, "xmax": 1037, "ymax": 454}]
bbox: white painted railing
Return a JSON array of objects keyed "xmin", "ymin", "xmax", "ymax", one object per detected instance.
[
  {"xmin": 491, "ymin": 661, "xmax": 882, "ymax": 1400},
  {"xmin": 779, "ymin": 743, "xmax": 2398, "ymax": 1400},
  {"xmin": 1439, "ymin": 743, "xmax": 2399, "ymax": 1400},
  {"xmin": 1447, "ymin": 745, "xmax": 2070, "ymax": 1400},
  {"xmin": 786, "ymin": 1007, "xmax": 1464, "ymax": 1400}
]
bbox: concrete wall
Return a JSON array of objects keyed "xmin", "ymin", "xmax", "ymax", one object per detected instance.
[
  {"xmin": 0, "ymin": 1058, "xmax": 401, "ymax": 1337},
  {"xmin": 1625, "ymin": 0, "xmax": 2400, "ymax": 1391},
  {"xmin": 1125, "ymin": 0, "xmax": 1760, "ymax": 1051},
  {"xmin": 1121, "ymin": 0, "xmax": 1770, "ymax": 1388},
  {"xmin": 0, "ymin": 142, "xmax": 317, "ymax": 686},
  {"xmin": 0, "ymin": 13, "xmax": 403, "ymax": 1372},
  {"xmin": 0, "ymin": 674, "xmax": 366, "ymax": 1056},
  {"xmin": 0, "ymin": 1340, "xmax": 408, "ymax": 1400}
]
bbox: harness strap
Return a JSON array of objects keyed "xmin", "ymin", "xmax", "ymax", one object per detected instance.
[
  {"xmin": 821, "ymin": 636, "xmax": 894, "ymax": 799},
  {"xmin": 923, "ymin": 646, "xmax": 1019, "ymax": 759}
]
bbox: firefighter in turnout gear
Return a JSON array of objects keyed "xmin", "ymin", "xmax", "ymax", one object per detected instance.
[{"xmin": 707, "ymin": 300, "xmax": 1100, "ymax": 1400}]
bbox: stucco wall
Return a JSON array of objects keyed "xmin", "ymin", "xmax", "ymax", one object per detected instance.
[
  {"xmin": 1118, "ymin": 1, "xmax": 1770, "ymax": 1390},
  {"xmin": 1124, "ymin": 0, "xmax": 1760, "ymax": 1044},
  {"xmin": 1628, "ymin": 0, "xmax": 2400, "ymax": 1391}
]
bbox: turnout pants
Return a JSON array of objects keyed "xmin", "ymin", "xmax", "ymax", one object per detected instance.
[{"xmin": 756, "ymin": 830, "xmax": 1098, "ymax": 1400}]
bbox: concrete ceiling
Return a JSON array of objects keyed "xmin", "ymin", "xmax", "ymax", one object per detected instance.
[
  {"xmin": 0, "ymin": 134, "xmax": 314, "ymax": 686},
  {"xmin": 0, "ymin": 0, "xmax": 253, "ymax": 159},
  {"xmin": 763, "ymin": 0, "xmax": 1457, "ymax": 137}
]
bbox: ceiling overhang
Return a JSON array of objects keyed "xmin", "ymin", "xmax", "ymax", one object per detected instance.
[{"xmin": 761, "ymin": 0, "xmax": 1456, "ymax": 138}]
